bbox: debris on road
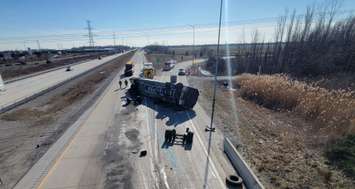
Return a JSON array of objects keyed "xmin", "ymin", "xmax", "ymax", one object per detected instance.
[
  {"xmin": 65, "ymin": 66, "xmax": 72, "ymax": 72},
  {"xmin": 164, "ymin": 128, "xmax": 194, "ymax": 148},
  {"xmin": 139, "ymin": 150, "xmax": 147, "ymax": 157},
  {"xmin": 226, "ymin": 175, "xmax": 243, "ymax": 188}
]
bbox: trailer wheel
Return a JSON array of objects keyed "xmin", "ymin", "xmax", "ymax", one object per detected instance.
[
  {"xmin": 225, "ymin": 175, "xmax": 243, "ymax": 188},
  {"xmin": 182, "ymin": 135, "xmax": 187, "ymax": 145},
  {"xmin": 171, "ymin": 129, "xmax": 176, "ymax": 143},
  {"xmin": 186, "ymin": 132, "xmax": 194, "ymax": 145},
  {"xmin": 165, "ymin": 130, "xmax": 171, "ymax": 143}
]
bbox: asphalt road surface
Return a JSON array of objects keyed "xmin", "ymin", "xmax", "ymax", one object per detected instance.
[
  {"xmin": 0, "ymin": 52, "xmax": 126, "ymax": 112},
  {"xmin": 15, "ymin": 51, "xmax": 236, "ymax": 189},
  {"xmin": 129, "ymin": 52, "xmax": 236, "ymax": 188}
]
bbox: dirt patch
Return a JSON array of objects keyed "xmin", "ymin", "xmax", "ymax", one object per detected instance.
[
  {"xmin": 125, "ymin": 129, "xmax": 139, "ymax": 142},
  {"xmin": 1, "ymin": 108, "xmax": 45, "ymax": 122},
  {"xmin": 187, "ymin": 76, "xmax": 355, "ymax": 189},
  {"xmin": 102, "ymin": 105, "xmax": 143, "ymax": 189},
  {"xmin": 0, "ymin": 52, "xmax": 134, "ymax": 189},
  {"xmin": 103, "ymin": 132, "xmax": 133, "ymax": 189}
]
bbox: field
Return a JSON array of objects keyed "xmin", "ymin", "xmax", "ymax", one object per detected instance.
[{"xmin": 187, "ymin": 75, "xmax": 355, "ymax": 188}]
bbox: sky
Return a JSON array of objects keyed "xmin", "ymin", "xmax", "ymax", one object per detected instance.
[{"xmin": 0, "ymin": 0, "xmax": 354, "ymax": 50}]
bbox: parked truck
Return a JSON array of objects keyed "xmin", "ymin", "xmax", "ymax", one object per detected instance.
[
  {"xmin": 142, "ymin": 62, "xmax": 155, "ymax": 79},
  {"xmin": 124, "ymin": 61, "xmax": 134, "ymax": 77}
]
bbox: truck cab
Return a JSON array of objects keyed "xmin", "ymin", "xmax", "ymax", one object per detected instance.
[{"xmin": 142, "ymin": 62, "xmax": 155, "ymax": 79}]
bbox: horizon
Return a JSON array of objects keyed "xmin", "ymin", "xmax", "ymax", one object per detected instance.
[{"xmin": 0, "ymin": 0, "xmax": 354, "ymax": 51}]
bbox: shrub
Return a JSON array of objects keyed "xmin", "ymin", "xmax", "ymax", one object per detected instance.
[
  {"xmin": 326, "ymin": 135, "xmax": 355, "ymax": 179},
  {"xmin": 235, "ymin": 74, "xmax": 355, "ymax": 134}
]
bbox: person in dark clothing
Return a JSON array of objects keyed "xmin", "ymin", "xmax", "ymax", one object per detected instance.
[
  {"xmin": 124, "ymin": 80, "xmax": 128, "ymax": 88},
  {"xmin": 119, "ymin": 80, "xmax": 122, "ymax": 89}
]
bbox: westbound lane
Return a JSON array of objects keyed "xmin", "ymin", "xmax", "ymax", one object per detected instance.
[{"xmin": 0, "ymin": 52, "xmax": 127, "ymax": 112}]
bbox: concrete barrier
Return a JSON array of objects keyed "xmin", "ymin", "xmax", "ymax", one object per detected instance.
[
  {"xmin": 0, "ymin": 51, "xmax": 133, "ymax": 114},
  {"xmin": 224, "ymin": 137, "xmax": 265, "ymax": 189}
]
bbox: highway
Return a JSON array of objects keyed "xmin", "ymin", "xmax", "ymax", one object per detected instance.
[
  {"xmin": 141, "ymin": 56, "xmax": 236, "ymax": 188},
  {"xmin": 126, "ymin": 52, "xmax": 236, "ymax": 188},
  {"xmin": 15, "ymin": 50, "xmax": 236, "ymax": 189},
  {"xmin": 0, "ymin": 52, "xmax": 126, "ymax": 113}
]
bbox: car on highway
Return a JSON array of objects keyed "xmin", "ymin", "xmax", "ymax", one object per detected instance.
[
  {"xmin": 65, "ymin": 66, "xmax": 72, "ymax": 72},
  {"xmin": 163, "ymin": 59, "xmax": 176, "ymax": 71},
  {"xmin": 178, "ymin": 68, "xmax": 186, "ymax": 76}
]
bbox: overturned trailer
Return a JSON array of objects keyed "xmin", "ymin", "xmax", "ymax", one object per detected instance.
[{"xmin": 128, "ymin": 77, "xmax": 199, "ymax": 109}]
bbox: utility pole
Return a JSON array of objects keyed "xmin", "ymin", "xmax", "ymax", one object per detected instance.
[
  {"xmin": 208, "ymin": 0, "xmax": 223, "ymax": 131},
  {"xmin": 203, "ymin": 1, "xmax": 223, "ymax": 188},
  {"xmin": 86, "ymin": 20, "xmax": 95, "ymax": 47},
  {"xmin": 113, "ymin": 32, "xmax": 116, "ymax": 46},
  {"xmin": 188, "ymin": 25, "xmax": 196, "ymax": 64},
  {"xmin": 36, "ymin": 40, "xmax": 41, "ymax": 51}
]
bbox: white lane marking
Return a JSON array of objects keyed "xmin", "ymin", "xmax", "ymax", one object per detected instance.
[
  {"xmin": 186, "ymin": 113, "xmax": 225, "ymax": 187},
  {"xmin": 141, "ymin": 172, "xmax": 149, "ymax": 189},
  {"xmin": 144, "ymin": 101, "xmax": 159, "ymax": 189},
  {"xmin": 160, "ymin": 168, "xmax": 171, "ymax": 189},
  {"xmin": 153, "ymin": 109, "xmax": 158, "ymax": 160}
]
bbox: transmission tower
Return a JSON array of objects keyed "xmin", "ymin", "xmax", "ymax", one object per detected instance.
[
  {"xmin": 113, "ymin": 32, "xmax": 116, "ymax": 46},
  {"xmin": 86, "ymin": 20, "xmax": 95, "ymax": 47},
  {"xmin": 36, "ymin": 40, "xmax": 41, "ymax": 51}
]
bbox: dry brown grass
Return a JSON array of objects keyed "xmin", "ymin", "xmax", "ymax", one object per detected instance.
[{"xmin": 235, "ymin": 74, "xmax": 355, "ymax": 136}]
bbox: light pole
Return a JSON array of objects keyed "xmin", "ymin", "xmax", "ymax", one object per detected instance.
[
  {"xmin": 188, "ymin": 24, "xmax": 195, "ymax": 64},
  {"xmin": 203, "ymin": 1, "xmax": 223, "ymax": 188},
  {"xmin": 208, "ymin": 0, "xmax": 223, "ymax": 131}
]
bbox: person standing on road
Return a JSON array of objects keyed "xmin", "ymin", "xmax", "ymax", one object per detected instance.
[
  {"xmin": 119, "ymin": 80, "xmax": 122, "ymax": 89},
  {"xmin": 124, "ymin": 80, "xmax": 128, "ymax": 88}
]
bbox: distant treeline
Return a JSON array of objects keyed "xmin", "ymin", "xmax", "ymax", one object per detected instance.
[
  {"xmin": 234, "ymin": 3, "xmax": 355, "ymax": 77},
  {"xmin": 144, "ymin": 45, "xmax": 170, "ymax": 54}
]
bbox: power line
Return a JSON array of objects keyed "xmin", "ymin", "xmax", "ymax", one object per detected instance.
[
  {"xmin": 1, "ymin": 8, "xmax": 353, "ymax": 42},
  {"xmin": 85, "ymin": 20, "xmax": 95, "ymax": 47},
  {"xmin": 36, "ymin": 40, "xmax": 41, "ymax": 50},
  {"xmin": 113, "ymin": 32, "xmax": 116, "ymax": 46},
  {"xmin": 1, "ymin": 8, "xmax": 354, "ymax": 49}
]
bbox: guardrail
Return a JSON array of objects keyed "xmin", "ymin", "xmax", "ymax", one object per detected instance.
[
  {"xmin": 0, "ymin": 51, "xmax": 134, "ymax": 114},
  {"xmin": 224, "ymin": 137, "xmax": 265, "ymax": 189}
]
